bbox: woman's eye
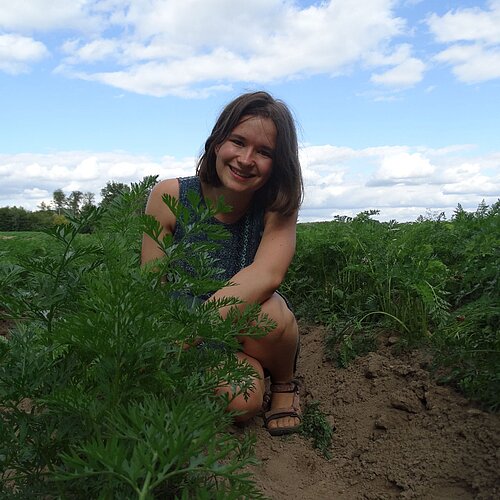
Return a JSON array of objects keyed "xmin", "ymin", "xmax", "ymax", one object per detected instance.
[
  {"xmin": 230, "ymin": 138, "xmax": 244, "ymax": 146},
  {"xmin": 260, "ymin": 150, "xmax": 273, "ymax": 158}
]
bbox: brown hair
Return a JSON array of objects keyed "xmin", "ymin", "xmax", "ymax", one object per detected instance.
[{"xmin": 196, "ymin": 91, "xmax": 303, "ymax": 216}]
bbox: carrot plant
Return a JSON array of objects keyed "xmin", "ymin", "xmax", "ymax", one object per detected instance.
[
  {"xmin": 0, "ymin": 178, "xmax": 267, "ymax": 498},
  {"xmin": 284, "ymin": 202, "xmax": 499, "ymax": 409},
  {"xmin": 285, "ymin": 211, "xmax": 450, "ymax": 342}
]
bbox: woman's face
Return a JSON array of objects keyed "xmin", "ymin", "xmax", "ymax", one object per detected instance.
[{"xmin": 215, "ymin": 115, "xmax": 276, "ymax": 196}]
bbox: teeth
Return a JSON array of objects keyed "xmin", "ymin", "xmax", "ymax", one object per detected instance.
[{"xmin": 230, "ymin": 166, "xmax": 253, "ymax": 178}]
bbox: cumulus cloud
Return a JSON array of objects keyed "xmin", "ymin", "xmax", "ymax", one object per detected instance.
[
  {"xmin": 23, "ymin": 187, "xmax": 49, "ymax": 199},
  {"xmin": 371, "ymin": 57, "xmax": 425, "ymax": 87},
  {"xmin": 369, "ymin": 152, "xmax": 435, "ymax": 185},
  {"xmin": 298, "ymin": 144, "xmax": 499, "ymax": 220},
  {"xmin": 0, "ymin": 34, "xmax": 49, "ymax": 74},
  {"xmin": 427, "ymin": 1, "xmax": 500, "ymax": 45},
  {"xmin": 368, "ymin": 43, "xmax": 426, "ymax": 87},
  {"xmin": 1, "ymin": 145, "xmax": 498, "ymax": 221},
  {"xmin": 433, "ymin": 44, "xmax": 500, "ymax": 83},
  {"xmin": 5, "ymin": 0, "xmax": 500, "ymax": 92},
  {"xmin": 428, "ymin": 1, "xmax": 500, "ymax": 83},
  {"xmin": 0, "ymin": 151, "xmax": 196, "ymax": 208},
  {"xmin": 49, "ymin": 0, "xmax": 410, "ymax": 96},
  {"xmin": 0, "ymin": 0, "xmax": 103, "ymax": 32}
]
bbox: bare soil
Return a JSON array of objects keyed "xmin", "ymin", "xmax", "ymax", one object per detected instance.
[{"xmin": 238, "ymin": 323, "xmax": 500, "ymax": 499}]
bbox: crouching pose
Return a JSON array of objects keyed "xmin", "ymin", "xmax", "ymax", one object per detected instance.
[{"xmin": 141, "ymin": 91, "xmax": 303, "ymax": 435}]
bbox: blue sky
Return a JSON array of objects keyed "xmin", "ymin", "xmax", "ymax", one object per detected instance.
[{"xmin": 1, "ymin": 0, "xmax": 499, "ymax": 221}]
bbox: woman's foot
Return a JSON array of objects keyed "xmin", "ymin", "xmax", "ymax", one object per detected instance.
[{"xmin": 264, "ymin": 380, "xmax": 301, "ymax": 436}]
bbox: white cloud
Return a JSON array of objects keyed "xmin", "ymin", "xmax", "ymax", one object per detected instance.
[
  {"xmin": 440, "ymin": 162, "xmax": 499, "ymax": 195},
  {"xmin": 0, "ymin": 151, "xmax": 196, "ymax": 209},
  {"xmin": 63, "ymin": 38, "xmax": 118, "ymax": 64},
  {"xmin": 0, "ymin": 0, "xmax": 103, "ymax": 32},
  {"xmin": 2, "ymin": 0, "xmax": 445, "ymax": 95},
  {"xmin": 0, "ymin": 34, "xmax": 48, "ymax": 74},
  {"xmin": 434, "ymin": 44, "xmax": 500, "ymax": 83},
  {"xmin": 366, "ymin": 43, "xmax": 426, "ymax": 87},
  {"xmin": 52, "ymin": 0, "xmax": 409, "ymax": 96},
  {"xmin": 23, "ymin": 187, "xmax": 49, "ymax": 199},
  {"xmin": 427, "ymin": 1, "xmax": 500, "ymax": 45},
  {"xmin": 298, "ymin": 144, "xmax": 499, "ymax": 221},
  {"xmin": 369, "ymin": 152, "xmax": 435, "ymax": 185},
  {"xmin": 371, "ymin": 57, "xmax": 425, "ymax": 87},
  {"xmin": 428, "ymin": 1, "xmax": 500, "ymax": 83}
]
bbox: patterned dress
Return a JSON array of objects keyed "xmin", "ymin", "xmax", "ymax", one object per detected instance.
[{"xmin": 172, "ymin": 175, "xmax": 265, "ymax": 286}]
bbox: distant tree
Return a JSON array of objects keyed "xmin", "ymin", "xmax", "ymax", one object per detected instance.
[
  {"xmin": 66, "ymin": 190, "xmax": 84, "ymax": 215},
  {"xmin": 489, "ymin": 199, "xmax": 500, "ymax": 216},
  {"xmin": 0, "ymin": 207, "xmax": 32, "ymax": 231},
  {"xmin": 475, "ymin": 199, "xmax": 488, "ymax": 218},
  {"xmin": 100, "ymin": 181, "xmax": 130, "ymax": 207},
  {"xmin": 452, "ymin": 203, "xmax": 473, "ymax": 222},
  {"xmin": 52, "ymin": 189, "xmax": 66, "ymax": 215},
  {"xmin": 31, "ymin": 209, "xmax": 53, "ymax": 230},
  {"xmin": 82, "ymin": 192, "xmax": 95, "ymax": 208},
  {"xmin": 38, "ymin": 201, "xmax": 52, "ymax": 212}
]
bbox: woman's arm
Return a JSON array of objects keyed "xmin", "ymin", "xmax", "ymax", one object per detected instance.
[
  {"xmin": 142, "ymin": 180, "xmax": 297, "ymax": 316},
  {"xmin": 207, "ymin": 210, "xmax": 297, "ymax": 317},
  {"xmin": 141, "ymin": 178, "xmax": 179, "ymax": 266}
]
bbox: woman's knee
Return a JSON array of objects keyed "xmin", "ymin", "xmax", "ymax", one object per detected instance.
[
  {"xmin": 260, "ymin": 293, "xmax": 297, "ymax": 340},
  {"xmin": 219, "ymin": 353, "xmax": 264, "ymax": 422},
  {"xmin": 228, "ymin": 391, "xmax": 263, "ymax": 422}
]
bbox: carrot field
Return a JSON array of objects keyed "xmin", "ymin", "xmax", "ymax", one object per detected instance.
[{"xmin": 0, "ymin": 182, "xmax": 498, "ymax": 497}]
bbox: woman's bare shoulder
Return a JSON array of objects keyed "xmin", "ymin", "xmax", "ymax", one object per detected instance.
[
  {"xmin": 145, "ymin": 178, "xmax": 180, "ymax": 231},
  {"xmin": 151, "ymin": 178, "xmax": 179, "ymax": 199}
]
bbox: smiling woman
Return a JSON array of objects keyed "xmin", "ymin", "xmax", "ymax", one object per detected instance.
[{"xmin": 142, "ymin": 91, "xmax": 305, "ymax": 436}]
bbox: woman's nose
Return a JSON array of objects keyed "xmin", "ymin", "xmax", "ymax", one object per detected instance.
[{"xmin": 238, "ymin": 147, "xmax": 255, "ymax": 165}]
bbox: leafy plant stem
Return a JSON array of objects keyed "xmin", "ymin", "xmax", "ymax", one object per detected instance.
[
  {"xmin": 138, "ymin": 450, "xmax": 157, "ymax": 500},
  {"xmin": 46, "ymin": 228, "xmax": 78, "ymax": 332},
  {"xmin": 358, "ymin": 310, "xmax": 411, "ymax": 334}
]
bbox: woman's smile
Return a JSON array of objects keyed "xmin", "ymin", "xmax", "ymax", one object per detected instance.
[{"xmin": 228, "ymin": 165, "xmax": 256, "ymax": 179}]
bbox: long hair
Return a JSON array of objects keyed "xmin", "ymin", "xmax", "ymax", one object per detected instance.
[{"xmin": 196, "ymin": 91, "xmax": 303, "ymax": 216}]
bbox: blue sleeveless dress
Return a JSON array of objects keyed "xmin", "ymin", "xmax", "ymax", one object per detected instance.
[{"xmin": 173, "ymin": 176, "xmax": 265, "ymax": 285}]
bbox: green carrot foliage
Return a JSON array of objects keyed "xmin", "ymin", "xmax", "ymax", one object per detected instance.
[
  {"xmin": 283, "ymin": 201, "xmax": 499, "ymax": 409},
  {"xmin": 0, "ymin": 177, "xmax": 267, "ymax": 498}
]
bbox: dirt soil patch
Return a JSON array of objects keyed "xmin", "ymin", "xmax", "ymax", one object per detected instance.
[{"xmin": 238, "ymin": 323, "xmax": 500, "ymax": 499}]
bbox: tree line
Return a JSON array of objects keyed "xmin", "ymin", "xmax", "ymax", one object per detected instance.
[{"xmin": 0, "ymin": 181, "xmax": 138, "ymax": 232}]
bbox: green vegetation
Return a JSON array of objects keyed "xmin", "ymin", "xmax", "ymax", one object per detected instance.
[
  {"xmin": 0, "ymin": 179, "xmax": 267, "ymax": 498},
  {"xmin": 283, "ymin": 201, "xmax": 499, "ymax": 410},
  {"xmin": 0, "ymin": 231, "xmax": 58, "ymax": 264},
  {"xmin": 1, "ymin": 189, "xmax": 498, "ymax": 496},
  {"xmin": 300, "ymin": 401, "xmax": 335, "ymax": 459}
]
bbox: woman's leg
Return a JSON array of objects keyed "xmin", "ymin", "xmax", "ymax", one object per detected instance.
[
  {"xmin": 216, "ymin": 352, "xmax": 265, "ymax": 422},
  {"xmin": 238, "ymin": 293, "xmax": 300, "ymax": 432}
]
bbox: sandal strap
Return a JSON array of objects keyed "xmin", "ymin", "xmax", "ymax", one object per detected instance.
[
  {"xmin": 270, "ymin": 380, "xmax": 299, "ymax": 393},
  {"xmin": 264, "ymin": 408, "xmax": 301, "ymax": 423}
]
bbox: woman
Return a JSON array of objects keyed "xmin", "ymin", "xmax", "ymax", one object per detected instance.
[{"xmin": 142, "ymin": 91, "xmax": 303, "ymax": 435}]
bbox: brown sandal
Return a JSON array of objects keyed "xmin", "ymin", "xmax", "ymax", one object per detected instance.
[{"xmin": 263, "ymin": 380, "xmax": 302, "ymax": 436}]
